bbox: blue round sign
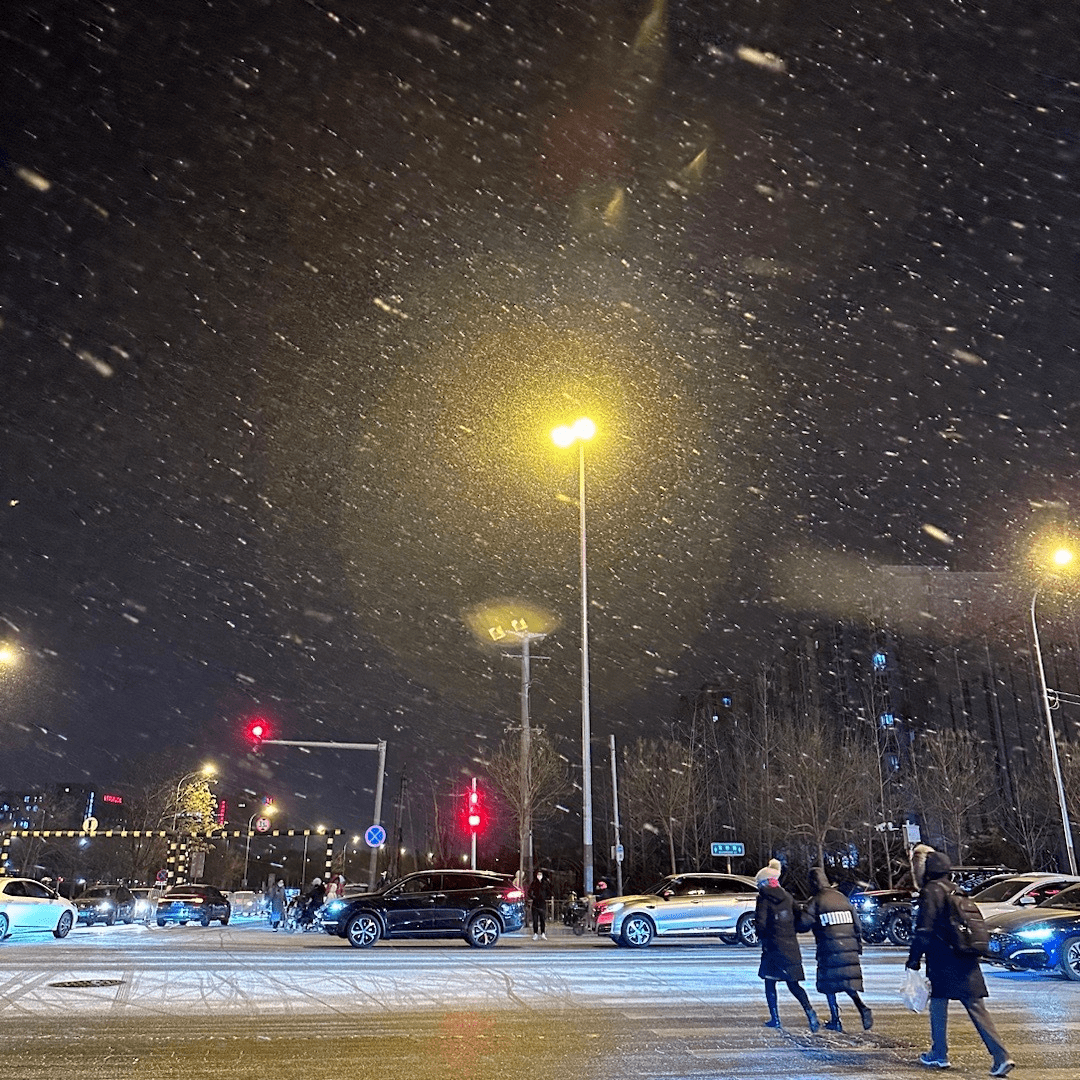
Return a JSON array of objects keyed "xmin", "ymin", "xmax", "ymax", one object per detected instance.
[{"xmin": 364, "ymin": 824, "xmax": 386, "ymax": 848}]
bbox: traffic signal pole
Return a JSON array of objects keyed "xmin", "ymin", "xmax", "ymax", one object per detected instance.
[{"xmin": 256, "ymin": 738, "xmax": 388, "ymax": 889}]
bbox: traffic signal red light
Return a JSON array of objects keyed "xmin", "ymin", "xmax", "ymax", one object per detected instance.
[
  {"xmin": 465, "ymin": 787, "xmax": 483, "ymax": 832},
  {"xmin": 245, "ymin": 718, "xmax": 271, "ymax": 749}
]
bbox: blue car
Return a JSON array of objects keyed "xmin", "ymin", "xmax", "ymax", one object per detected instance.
[{"xmin": 985, "ymin": 880, "xmax": 1080, "ymax": 980}]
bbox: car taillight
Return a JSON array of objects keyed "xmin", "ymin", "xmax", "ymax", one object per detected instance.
[{"xmin": 504, "ymin": 889, "xmax": 524, "ymax": 901}]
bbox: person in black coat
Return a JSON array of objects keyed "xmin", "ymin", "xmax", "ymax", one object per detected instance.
[
  {"xmin": 754, "ymin": 861, "xmax": 820, "ymax": 1032},
  {"xmin": 799, "ymin": 868, "xmax": 873, "ymax": 1032},
  {"xmin": 906, "ymin": 851, "xmax": 1014, "ymax": 1075},
  {"xmin": 527, "ymin": 869, "xmax": 549, "ymax": 940}
]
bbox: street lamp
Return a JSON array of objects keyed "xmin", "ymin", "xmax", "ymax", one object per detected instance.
[
  {"xmin": 245, "ymin": 807, "xmax": 276, "ymax": 889},
  {"xmin": 1030, "ymin": 545, "xmax": 1077, "ymax": 875},
  {"xmin": 171, "ymin": 764, "xmax": 216, "ymax": 833},
  {"xmin": 552, "ymin": 416, "xmax": 596, "ymax": 894},
  {"xmin": 489, "ymin": 619, "xmax": 547, "ymax": 884}
]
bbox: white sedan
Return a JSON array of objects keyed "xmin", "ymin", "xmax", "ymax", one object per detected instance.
[
  {"xmin": 0, "ymin": 876, "xmax": 77, "ymax": 940},
  {"xmin": 971, "ymin": 873, "xmax": 1080, "ymax": 919}
]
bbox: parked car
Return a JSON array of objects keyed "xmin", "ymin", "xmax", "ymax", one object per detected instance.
[
  {"xmin": 225, "ymin": 890, "xmax": 259, "ymax": 916},
  {"xmin": 971, "ymin": 873, "xmax": 1080, "ymax": 919},
  {"xmin": 950, "ymin": 865, "xmax": 1017, "ymax": 895},
  {"xmin": 847, "ymin": 886, "xmax": 917, "ymax": 946},
  {"xmin": 74, "ymin": 883, "xmax": 137, "ymax": 926},
  {"xmin": 155, "ymin": 884, "xmax": 231, "ymax": 927},
  {"xmin": 0, "ymin": 876, "xmax": 77, "ymax": 940},
  {"xmin": 595, "ymin": 873, "xmax": 759, "ymax": 948},
  {"xmin": 985, "ymin": 881, "xmax": 1080, "ymax": 980},
  {"xmin": 320, "ymin": 870, "xmax": 525, "ymax": 948}
]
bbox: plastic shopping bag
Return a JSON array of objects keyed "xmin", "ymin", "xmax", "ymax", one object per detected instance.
[{"xmin": 900, "ymin": 967, "xmax": 931, "ymax": 1013}]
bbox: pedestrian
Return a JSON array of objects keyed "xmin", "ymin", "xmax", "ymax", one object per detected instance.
[
  {"xmin": 269, "ymin": 880, "xmax": 285, "ymax": 931},
  {"xmin": 528, "ymin": 869, "xmax": 549, "ymax": 941},
  {"xmin": 800, "ymin": 867, "xmax": 873, "ymax": 1032},
  {"xmin": 905, "ymin": 850, "xmax": 1014, "ymax": 1075},
  {"xmin": 755, "ymin": 860, "xmax": 820, "ymax": 1032}
]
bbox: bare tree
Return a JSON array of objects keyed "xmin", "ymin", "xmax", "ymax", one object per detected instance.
[
  {"xmin": 776, "ymin": 708, "xmax": 880, "ymax": 869},
  {"xmin": 912, "ymin": 729, "xmax": 993, "ymax": 862},
  {"xmin": 481, "ymin": 729, "xmax": 571, "ymax": 876},
  {"xmin": 621, "ymin": 738, "xmax": 696, "ymax": 875}
]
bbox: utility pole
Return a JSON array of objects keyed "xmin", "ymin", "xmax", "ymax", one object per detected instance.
[{"xmin": 610, "ymin": 734, "xmax": 623, "ymax": 896}]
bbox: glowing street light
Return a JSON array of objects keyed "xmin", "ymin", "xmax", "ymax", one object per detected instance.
[
  {"xmin": 552, "ymin": 416, "xmax": 597, "ymax": 894},
  {"xmin": 1030, "ymin": 544, "xmax": 1077, "ymax": 875}
]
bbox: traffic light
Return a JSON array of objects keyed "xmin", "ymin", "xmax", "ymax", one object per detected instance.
[
  {"xmin": 245, "ymin": 718, "xmax": 271, "ymax": 750},
  {"xmin": 465, "ymin": 787, "xmax": 483, "ymax": 834}
]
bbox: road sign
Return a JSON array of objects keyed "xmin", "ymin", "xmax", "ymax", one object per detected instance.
[
  {"xmin": 364, "ymin": 824, "xmax": 386, "ymax": 848},
  {"xmin": 156, "ymin": 869, "xmax": 168, "ymax": 883},
  {"xmin": 711, "ymin": 842, "xmax": 744, "ymax": 857},
  {"xmin": 614, "ymin": 843, "xmax": 624, "ymax": 863},
  {"xmin": 254, "ymin": 816, "xmax": 272, "ymax": 833},
  {"xmin": 82, "ymin": 816, "xmax": 98, "ymax": 833}
]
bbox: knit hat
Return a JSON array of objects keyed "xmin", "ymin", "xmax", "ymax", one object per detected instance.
[
  {"xmin": 755, "ymin": 858, "xmax": 782, "ymax": 886},
  {"xmin": 924, "ymin": 851, "xmax": 952, "ymax": 879}
]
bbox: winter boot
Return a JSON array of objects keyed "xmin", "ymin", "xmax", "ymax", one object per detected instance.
[
  {"xmin": 763, "ymin": 983, "xmax": 781, "ymax": 1028},
  {"xmin": 763, "ymin": 1007, "xmax": 781, "ymax": 1029},
  {"xmin": 860, "ymin": 1006, "xmax": 874, "ymax": 1031},
  {"xmin": 805, "ymin": 1006, "xmax": 821, "ymax": 1033}
]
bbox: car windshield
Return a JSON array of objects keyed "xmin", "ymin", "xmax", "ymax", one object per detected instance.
[
  {"xmin": 1036, "ymin": 884, "xmax": 1080, "ymax": 911},
  {"xmin": 972, "ymin": 879, "xmax": 1032, "ymax": 903}
]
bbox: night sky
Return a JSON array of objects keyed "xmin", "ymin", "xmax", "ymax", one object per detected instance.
[{"xmin": 2, "ymin": 0, "xmax": 1078, "ymax": 840}]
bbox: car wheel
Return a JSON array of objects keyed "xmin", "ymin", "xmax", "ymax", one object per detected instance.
[
  {"xmin": 220, "ymin": 914, "xmax": 230, "ymax": 926},
  {"xmin": 466, "ymin": 913, "xmax": 501, "ymax": 948},
  {"xmin": 345, "ymin": 912, "xmax": 380, "ymax": 948},
  {"xmin": 156, "ymin": 918, "xmax": 167, "ymax": 927},
  {"xmin": 736, "ymin": 912, "xmax": 757, "ymax": 947},
  {"xmin": 621, "ymin": 914, "xmax": 655, "ymax": 948},
  {"xmin": 200, "ymin": 912, "xmax": 211, "ymax": 927},
  {"xmin": 84, "ymin": 916, "xmax": 95, "ymax": 928},
  {"xmin": 53, "ymin": 911, "xmax": 73, "ymax": 939},
  {"xmin": 104, "ymin": 914, "xmax": 116, "ymax": 927},
  {"xmin": 123, "ymin": 916, "xmax": 134, "ymax": 925},
  {"xmin": 886, "ymin": 908, "xmax": 913, "ymax": 947},
  {"xmin": 179, "ymin": 920, "xmax": 188, "ymax": 926},
  {"xmin": 0, "ymin": 913, "xmax": 9, "ymax": 939},
  {"xmin": 1060, "ymin": 935, "xmax": 1080, "ymax": 981}
]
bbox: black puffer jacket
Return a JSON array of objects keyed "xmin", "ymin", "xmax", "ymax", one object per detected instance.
[
  {"xmin": 756, "ymin": 884, "xmax": 805, "ymax": 982},
  {"xmin": 799, "ymin": 868, "xmax": 864, "ymax": 993},
  {"xmin": 907, "ymin": 877, "xmax": 987, "ymax": 1000}
]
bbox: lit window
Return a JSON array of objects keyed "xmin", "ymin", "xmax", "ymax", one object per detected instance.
[
  {"xmin": 879, "ymin": 713, "xmax": 895, "ymax": 727},
  {"xmin": 872, "ymin": 652, "xmax": 887, "ymax": 671}
]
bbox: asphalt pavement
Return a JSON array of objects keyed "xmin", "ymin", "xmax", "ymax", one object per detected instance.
[{"xmin": 0, "ymin": 919, "xmax": 1077, "ymax": 1079}]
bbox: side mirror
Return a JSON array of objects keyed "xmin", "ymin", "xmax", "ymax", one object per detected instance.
[{"xmin": 1018, "ymin": 896, "xmax": 1036, "ymax": 906}]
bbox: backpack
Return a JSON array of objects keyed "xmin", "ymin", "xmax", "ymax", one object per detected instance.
[{"xmin": 939, "ymin": 883, "xmax": 989, "ymax": 957}]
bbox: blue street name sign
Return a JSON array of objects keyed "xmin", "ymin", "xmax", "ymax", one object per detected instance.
[
  {"xmin": 364, "ymin": 824, "xmax": 386, "ymax": 848},
  {"xmin": 711, "ymin": 842, "xmax": 744, "ymax": 857}
]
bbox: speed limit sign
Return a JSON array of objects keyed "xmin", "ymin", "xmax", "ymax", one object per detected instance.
[{"xmin": 254, "ymin": 816, "xmax": 272, "ymax": 833}]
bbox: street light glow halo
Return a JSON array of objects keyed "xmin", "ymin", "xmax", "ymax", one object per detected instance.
[{"xmin": 1052, "ymin": 546, "xmax": 1074, "ymax": 567}]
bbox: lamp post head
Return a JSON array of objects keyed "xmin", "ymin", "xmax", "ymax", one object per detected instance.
[
  {"xmin": 552, "ymin": 417, "xmax": 595, "ymax": 447},
  {"xmin": 1052, "ymin": 547, "xmax": 1074, "ymax": 568}
]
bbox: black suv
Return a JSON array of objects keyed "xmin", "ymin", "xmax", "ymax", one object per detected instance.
[
  {"xmin": 74, "ymin": 884, "xmax": 137, "ymax": 926},
  {"xmin": 321, "ymin": 870, "xmax": 525, "ymax": 948}
]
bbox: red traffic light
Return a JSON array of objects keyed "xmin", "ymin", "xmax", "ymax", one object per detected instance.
[
  {"xmin": 245, "ymin": 718, "xmax": 271, "ymax": 749},
  {"xmin": 465, "ymin": 788, "xmax": 483, "ymax": 832}
]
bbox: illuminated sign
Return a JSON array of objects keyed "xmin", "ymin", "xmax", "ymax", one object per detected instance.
[{"xmin": 101, "ymin": 793, "xmax": 123, "ymax": 804}]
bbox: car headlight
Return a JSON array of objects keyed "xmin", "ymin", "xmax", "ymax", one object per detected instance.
[
  {"xmin": 1017, "ymin": 925, "xmax": 1053, "ymax": 941},
  {"xmin": 605, "ymin": 902, "xmax": 624, "ymax": 915},
  {"xmin": 324, "ymin": 900, "xmax": 346, "ymax": 916}
]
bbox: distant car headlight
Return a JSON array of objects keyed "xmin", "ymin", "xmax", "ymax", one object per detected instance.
[
  {"xmin": 97, "ymin": 901, "xmax": 112, "ymax": 911},
  {"xmin": 1017, "ymin": 925, "xmax": 1054, "ymax": 941}
]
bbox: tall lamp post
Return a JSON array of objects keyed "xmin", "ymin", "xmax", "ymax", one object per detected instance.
[
  {"xmin": 243, "ymin": 805, "xmax": 276, "ymax": 888},
  {"xmin": 552, "ymin": 416, "xmax": 596, "ymax": 895},
  {"xmin": 1030, "ymin": 545, "xmax": 1078, "ymax": 875},
  {"xmin": 171, "ymin": 764, "xmax": 216, "ymax": 833}
]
